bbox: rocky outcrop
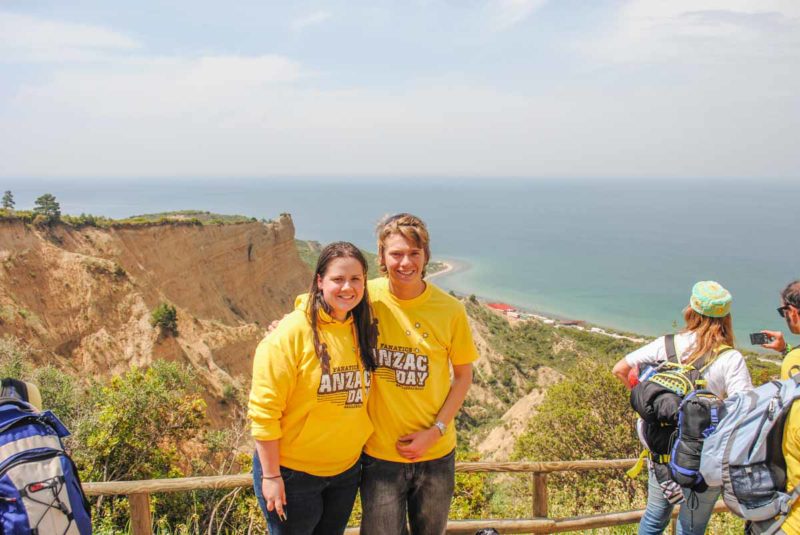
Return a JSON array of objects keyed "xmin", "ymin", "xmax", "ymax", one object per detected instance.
[{"xmin": 0, "ymin": 215, "xmax": 310, "ymax": 422}]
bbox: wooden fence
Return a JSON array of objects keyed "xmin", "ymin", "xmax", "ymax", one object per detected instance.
[{"xmin": 81, "ymin": 458, "xmax": 728, "ymax": 534}]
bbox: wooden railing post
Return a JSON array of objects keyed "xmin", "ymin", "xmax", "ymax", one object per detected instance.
[
  {"xmin": 129, "ymin": 493, "xmax": 152, "ymax": 535},
  {"xmin": 532, "ymin": 472, "xmax": 548, "ymax": 518}
]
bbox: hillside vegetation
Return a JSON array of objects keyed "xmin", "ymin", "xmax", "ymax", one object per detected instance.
[{"xmin": 0, "ymin": 205, "xmax": 784, "ymax": 533}]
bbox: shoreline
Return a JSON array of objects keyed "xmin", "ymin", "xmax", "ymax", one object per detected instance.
[
  {"xmin": 426, "ymin": 259, "xmax": 468, "ymax": 280},
  {"xmin": 429, "ymin": 257, "xmax": 647, "ymax": 344},
  {"xmin": 427, "ymin": 257, "xmax": 778, "ymax": 354}
]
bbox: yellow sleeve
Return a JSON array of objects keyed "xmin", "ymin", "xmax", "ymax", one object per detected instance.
[
  {"xmin": 248, "ymin": 333, "xmax": 298, "ymax": 441},
  {"xmin": 781, "ymin": 348, "xmax": 800, "ymax": 380},
  {"xmin": 294, "ymin": 293, "xmax": 309, "ymax": 310},
  {"xmin": 449, "ymin": 304, "xmax": 480, "ymax": 366}
]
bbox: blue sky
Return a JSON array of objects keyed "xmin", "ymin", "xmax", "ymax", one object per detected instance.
[{"xmin": 0, "ymin": 1, "xmax": 798, "ymax": 179}]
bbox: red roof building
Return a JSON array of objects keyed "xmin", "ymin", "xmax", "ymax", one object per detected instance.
[{"xmin": 487, "ymin": 303, "xmax": 516, "ymax": 313}]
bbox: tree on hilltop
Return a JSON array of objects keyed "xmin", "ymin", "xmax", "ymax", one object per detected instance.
[
  {"xmin": 2, "ymin": 191, "xmax": 14, "ymax": 210},
  {"xmin": 33, "ymin": 193, "xmax": 61, "ymax": 223}
]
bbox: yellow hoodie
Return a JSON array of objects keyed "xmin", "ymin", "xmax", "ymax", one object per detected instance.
[{"xmin": 248, "ymin": 307, "xmax": 373, "ymax": 476}]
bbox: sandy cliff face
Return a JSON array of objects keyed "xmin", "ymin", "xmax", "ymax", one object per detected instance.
[{"xmin": 0, "ymin": 215, "xmax": 309, "ymax": 422}]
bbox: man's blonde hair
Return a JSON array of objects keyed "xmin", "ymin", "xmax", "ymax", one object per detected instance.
[{"xmin": 375, "ymin": 213, "xmax": 431, "ymax": 277}]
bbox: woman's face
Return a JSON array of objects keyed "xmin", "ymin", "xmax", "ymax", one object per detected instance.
[
  {"xmin": 317, "ymin": 257, "xmax": 365, "ymax": 321},
  {"xmin": 382, "ymin": 233, "xmax": 426, "ymax": 288}
]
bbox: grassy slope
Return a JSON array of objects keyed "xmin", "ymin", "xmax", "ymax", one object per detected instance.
[{"xmin": 460, "ymin": 299, "xmax": 780, "ymax": 432}]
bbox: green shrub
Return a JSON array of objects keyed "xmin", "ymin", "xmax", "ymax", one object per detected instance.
[
  {"xmin": 511, "ymin": 357, "xmax": 643, "ymax": 516},
  {"xmin": 151, "ymin": 303, "xmax": 178, "ymax": 336}
]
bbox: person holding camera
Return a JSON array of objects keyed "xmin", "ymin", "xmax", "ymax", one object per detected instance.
[
  {"xmin": 760, "ymin": 280, "xmax": 800, "ymax": 378},
  {"xmin": 760, "ymin": 280, "xmax": 800, "ymax": 535}
]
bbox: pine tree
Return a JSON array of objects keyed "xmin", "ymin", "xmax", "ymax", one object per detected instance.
[
  {"xmin": 33, "ymin": 193, "xmax": 61, "ymax": 222},
  {"xmin": 1, "ymin": 191, "xmax": 13, "ymax": 210}
]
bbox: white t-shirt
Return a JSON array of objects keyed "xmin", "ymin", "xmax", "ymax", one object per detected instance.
[{"xmin": 625, "ymin": 331, "xmax": 753, "ymax": 399}]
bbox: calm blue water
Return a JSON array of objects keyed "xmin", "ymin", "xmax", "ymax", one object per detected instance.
[{"xmin": 5, "ymin": 177, "xmax": 798, "ymax": 346}]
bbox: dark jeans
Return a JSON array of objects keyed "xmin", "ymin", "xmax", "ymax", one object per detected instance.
[
  {"xmin": 359, "ymin": 449, "xmax": 456, "ymax": 535},
  {"xmin": 252, "ymin": 452, "xmax": 360, "ymax": 535}
]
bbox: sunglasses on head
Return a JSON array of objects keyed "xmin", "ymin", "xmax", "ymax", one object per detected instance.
[{"xmin": 382, "ymin": 213, "xmax": 414, "ymax": 225}]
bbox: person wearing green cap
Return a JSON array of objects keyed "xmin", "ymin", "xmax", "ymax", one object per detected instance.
[{"xmin": 612, "ymin": 280, "xmax": 752, "ymax": 535}]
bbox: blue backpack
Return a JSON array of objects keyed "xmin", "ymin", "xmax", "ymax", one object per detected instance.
[
  {"xmin": 0, "ymin": 378, "xmax": 92, "ymax": 535},
  {"xmin": 629, "ymin": 335, "xmax": 730, "ymax": 499},
  {"xmin": 700, "ymin": 375, "xmax": 800, "ymax": 535}
]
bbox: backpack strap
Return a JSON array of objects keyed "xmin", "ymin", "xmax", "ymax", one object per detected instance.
[
  {"xmin": 759, "ymin": 484, "xmax": 800, "ymax": 535},
  {"xmin": 665, "ymin": 334, "xmax": 678, "ymax": 364},
  {"xmin": 695, "ymin": 344, "xmax": 734, "ymax": 375}
]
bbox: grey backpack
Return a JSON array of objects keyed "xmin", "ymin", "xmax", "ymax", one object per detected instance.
[{"xmin": 700, "ymin": 375, "xmax": 800, "ymax": 534}]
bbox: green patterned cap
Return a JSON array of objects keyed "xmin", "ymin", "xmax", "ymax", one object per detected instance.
[{"xmin": 689, "ymin": 281, "xmax": 732, "ymax": 318}]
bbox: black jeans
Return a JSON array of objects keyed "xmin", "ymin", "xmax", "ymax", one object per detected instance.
[
  {"xmin": 359, "ymin": 449, "xmax": 456, "ymax": 535},
  {"xmin": 252, "ymin": 452, "xmax": 360, "ymax": 535}
]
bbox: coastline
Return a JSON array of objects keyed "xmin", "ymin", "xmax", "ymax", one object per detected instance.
[
  {"xmin": 427, "ymin": 257, "xmax": 776, "ymax": 353},
  {"xmin": 429, "ymin": 257, "xmax": 647, "ymax": 344},
  {"xmin": 426, "ymin": 258, "xmax": 468, "ymax": 280}
]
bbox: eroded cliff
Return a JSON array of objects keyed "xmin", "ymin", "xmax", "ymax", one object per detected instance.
[{"xmin": 0, "ymin": 215, "xmax": 310, "ymax": 422}]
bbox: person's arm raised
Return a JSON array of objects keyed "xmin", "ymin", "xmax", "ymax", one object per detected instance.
[{"xmin": 761, "ymin": 330, "xmax": 787, "ymax": 353}]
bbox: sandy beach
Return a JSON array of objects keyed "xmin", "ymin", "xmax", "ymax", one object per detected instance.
[{"xmin": 426, "ymin": 261, "xmax": 453, "ymax": 279}]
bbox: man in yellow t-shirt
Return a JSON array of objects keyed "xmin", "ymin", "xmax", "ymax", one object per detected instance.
[
  {"xmin": 762, "ymin": 280, "xmax": 800, "ymax": 534},
  {"xmin": 359, "ymin": 214, "xmax": 479, "ymax": 535}
]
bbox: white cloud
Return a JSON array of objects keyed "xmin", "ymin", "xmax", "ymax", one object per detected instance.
[
  {"xmin": 0, "ymin": 3, "xmax": 797, "ymax": 179},
  {"xmin": 290, "ymin": 10, "xmax": 332, "ymax": 32},
  {"xmin": 0, "ymin": 11, "xmax": 140, "ymax": 62},
  {"xmin": 2, "ymin": 68, "xmax": 798, "ymax": 178},
  {"xmin": 488, "ymin": 0, "xmax": 549, "ymax": 31},
  {"xmin": 578, "ymin": 0, "xmax": 800, "ymax": 64},
  {"xmin": 11, "ymin": 54, "xmax": 306, "ymax": 120}
]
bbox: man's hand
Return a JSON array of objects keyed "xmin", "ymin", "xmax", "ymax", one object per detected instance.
[
  {"xmin": 262, "ymin": 477, "xmax": 287, "ymax": 520},
  {"xmin": 396, "ymin": 427, "xmax": 440, "ymax": 461},
  {"xmin": 266, "ymin": 314, "xmax": 290, "ymax": 336},
  {"xmin": 761, "ymin": 330, "xmax": 787, "ymax": 353}
]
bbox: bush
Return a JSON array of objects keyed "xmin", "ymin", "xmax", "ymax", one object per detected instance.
[
  {"xmin": 511, "ymin": 357, "xmax": 644, "ymax": 515},
  {"xmin": 151, "ymin": 303, "xmax": 178, "ymax": 336},
  {"xmin": 451, "ymin": 449, "xmax": 493, "ymax": 520}
]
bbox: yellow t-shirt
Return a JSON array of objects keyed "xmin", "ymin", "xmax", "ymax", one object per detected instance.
[
  {"xmin": 365, "ymin": 277, "xmax": 479, "ymax": 462},
  {"xmin": 248, "ymin": 308, "xmax": 373, "ymax": 476},
  {"xmin": 781, "ymin": 347, "xmax": 800, "ymax": 535}
]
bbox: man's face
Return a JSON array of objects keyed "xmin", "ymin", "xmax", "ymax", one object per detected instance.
[{"xmin": 782, "ymin": 301, "xmax": 800, "ymax": 335}]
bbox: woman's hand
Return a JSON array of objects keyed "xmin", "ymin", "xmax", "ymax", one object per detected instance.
[
  {"xmin": 396, "ymin": 427, "xmax": 440, "ymax": 461},
  {"xmin": 261, "ymin": 477, "xmax": 287, "ymax": 519}
]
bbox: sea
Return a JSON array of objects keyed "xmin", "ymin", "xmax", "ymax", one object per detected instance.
[{"xmin": 5, "ymin": 177, "xmax": 799, "ymax": 348}]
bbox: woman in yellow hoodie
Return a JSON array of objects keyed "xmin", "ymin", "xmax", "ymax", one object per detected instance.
[{"xmin": 248, "ymin": 241, "xmax": 377, "ymax": 535}]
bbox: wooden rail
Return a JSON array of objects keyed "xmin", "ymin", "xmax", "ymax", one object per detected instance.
[{"xmin": 82, "ymin": 458, "xmax": 730, "ymax": 534}]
